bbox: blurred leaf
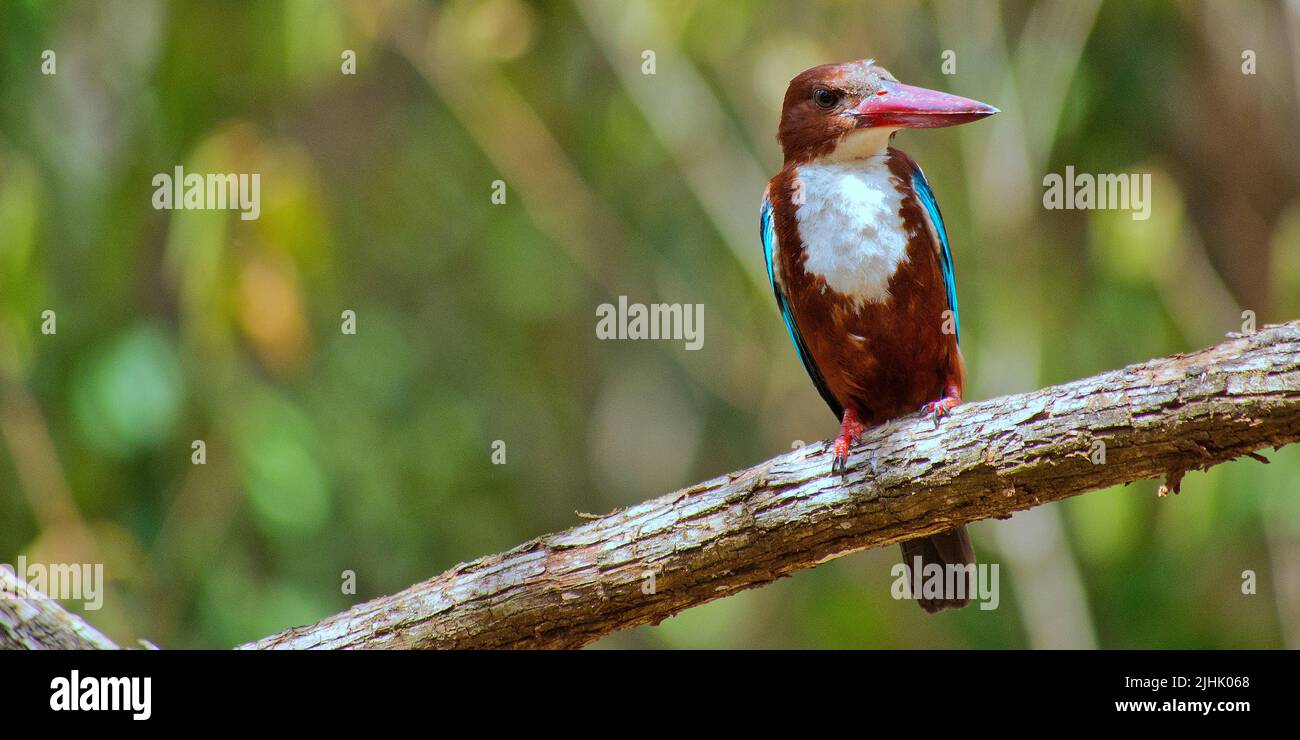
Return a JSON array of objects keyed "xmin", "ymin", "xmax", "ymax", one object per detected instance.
[
  {"xmin": 1089, "ymin": 168, "xmax": 1182, "ymax": 285},
  {"xmin": 71, "ymin": 324, "xmax": 184, "ymax": 458},
  {"xmin": 1066, "ymin": 484, "xmax": 1140, "ymax": 564},
  {"xmin": 232, "ymin": 387, "xmax": 330, "ymax": 537},
  {"xmin": 1270, "ymin": 202, "xmax": 1300, "ymax": 320}
]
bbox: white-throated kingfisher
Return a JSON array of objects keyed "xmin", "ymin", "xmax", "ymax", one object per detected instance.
[{"xmin": 761, "ymin": 59, "xmax": 997, "ymax": 612}]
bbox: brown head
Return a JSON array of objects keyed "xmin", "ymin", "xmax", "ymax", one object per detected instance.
[{"xmin": 776, "ymin": 59, "xmax": 998, "ymax": 165}]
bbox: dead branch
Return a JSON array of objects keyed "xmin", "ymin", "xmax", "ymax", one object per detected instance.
[{"xmin": 235, "ymin": 322, "xmax": 1300, "ymax": 649}]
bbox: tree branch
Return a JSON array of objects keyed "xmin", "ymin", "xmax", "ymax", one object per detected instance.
[
  {"xmin": 236, "ymin": 321, "xmax": 1300, "ymax": 649},
  {"xmin": 0, "ymin": 567, "xmax": 119, "ymax": 650}
]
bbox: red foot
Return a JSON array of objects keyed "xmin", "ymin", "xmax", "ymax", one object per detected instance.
[
  {"xmin": 920, "ymin": 381, "xmax": 962, "ymax": 428},
  {"xmin": 831, "ymin": 408, "xmax": 867, "ymax": 475}
]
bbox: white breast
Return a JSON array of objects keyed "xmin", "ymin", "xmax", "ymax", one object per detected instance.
[{"xmin": 793, "ymin": 157, "xmax": 908, "ymax": 305}]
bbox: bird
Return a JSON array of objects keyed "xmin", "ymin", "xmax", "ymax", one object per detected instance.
[{"xmin": 760, "ymin": 59, "xmax": 997, "ymax": 612}]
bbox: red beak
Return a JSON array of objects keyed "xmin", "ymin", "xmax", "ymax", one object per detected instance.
[{"xmin": 852, "ymin": 80, "xmax": 998, "ymax": 128}]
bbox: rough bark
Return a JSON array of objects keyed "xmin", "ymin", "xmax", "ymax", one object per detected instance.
[
  {"xmin": 237, "ymin": 321, "xmax": 1300, "ymax": 650},
  {"xmin": 0, "ymin": 566, "xmax": 119, "ymax": 650}
]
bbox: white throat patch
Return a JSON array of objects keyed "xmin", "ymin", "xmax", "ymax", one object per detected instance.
[{"xmin": 793, "ymin": 156, "xmax": 908, "ymax": 304}]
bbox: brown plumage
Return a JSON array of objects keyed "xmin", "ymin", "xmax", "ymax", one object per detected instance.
[
  {"xmin": 764, "ymin": 59, "xmax": 997, "ymax": 612},
  {"xmin": 768, "ymin": 150, "xmax": 965, "ymax": 426}
]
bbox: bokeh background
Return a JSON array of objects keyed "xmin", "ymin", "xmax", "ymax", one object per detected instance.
[{"xmin": 2, "ymin": 0, "xmax": 1299, "ymax": 649}]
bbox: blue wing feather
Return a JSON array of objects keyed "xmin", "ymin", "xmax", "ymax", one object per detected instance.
[
  {"xmin": 761, "ymin": 192, "xmax": 843, "ymax": 418},
  {"xmin": 910, "ymin": 165, "xmax": 960, "ymax": 345}
]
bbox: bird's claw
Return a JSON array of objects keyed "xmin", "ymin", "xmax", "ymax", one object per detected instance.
[
  {"xmin": 831, "ymin": 452, "xmax": 846, "ymax": 476},
  {"xmin": 831, "ymin": 438, "xmax": 851, "ymax": 476},
  {"xmin": 920, "ymin": 396, "xmax": 961, "ymax": 429},
  {"xmin": 830, "ymin": 410, "xmax": 866, "ymax": 476}
]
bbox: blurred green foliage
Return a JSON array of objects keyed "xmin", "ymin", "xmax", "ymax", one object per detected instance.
[{"xmin": 1, "ymin": 0, "xmax": 1298, "ymax": 648}]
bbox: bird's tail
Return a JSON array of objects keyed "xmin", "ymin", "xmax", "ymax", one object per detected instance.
[{"xmin": 899, "ymin": 526, "xmax": 975, "ymax": 613}]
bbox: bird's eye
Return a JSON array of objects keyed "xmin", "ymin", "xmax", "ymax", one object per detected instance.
[{"xmin": 813, "ymin": 88, "xmax": 839, "ymax": 109}]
